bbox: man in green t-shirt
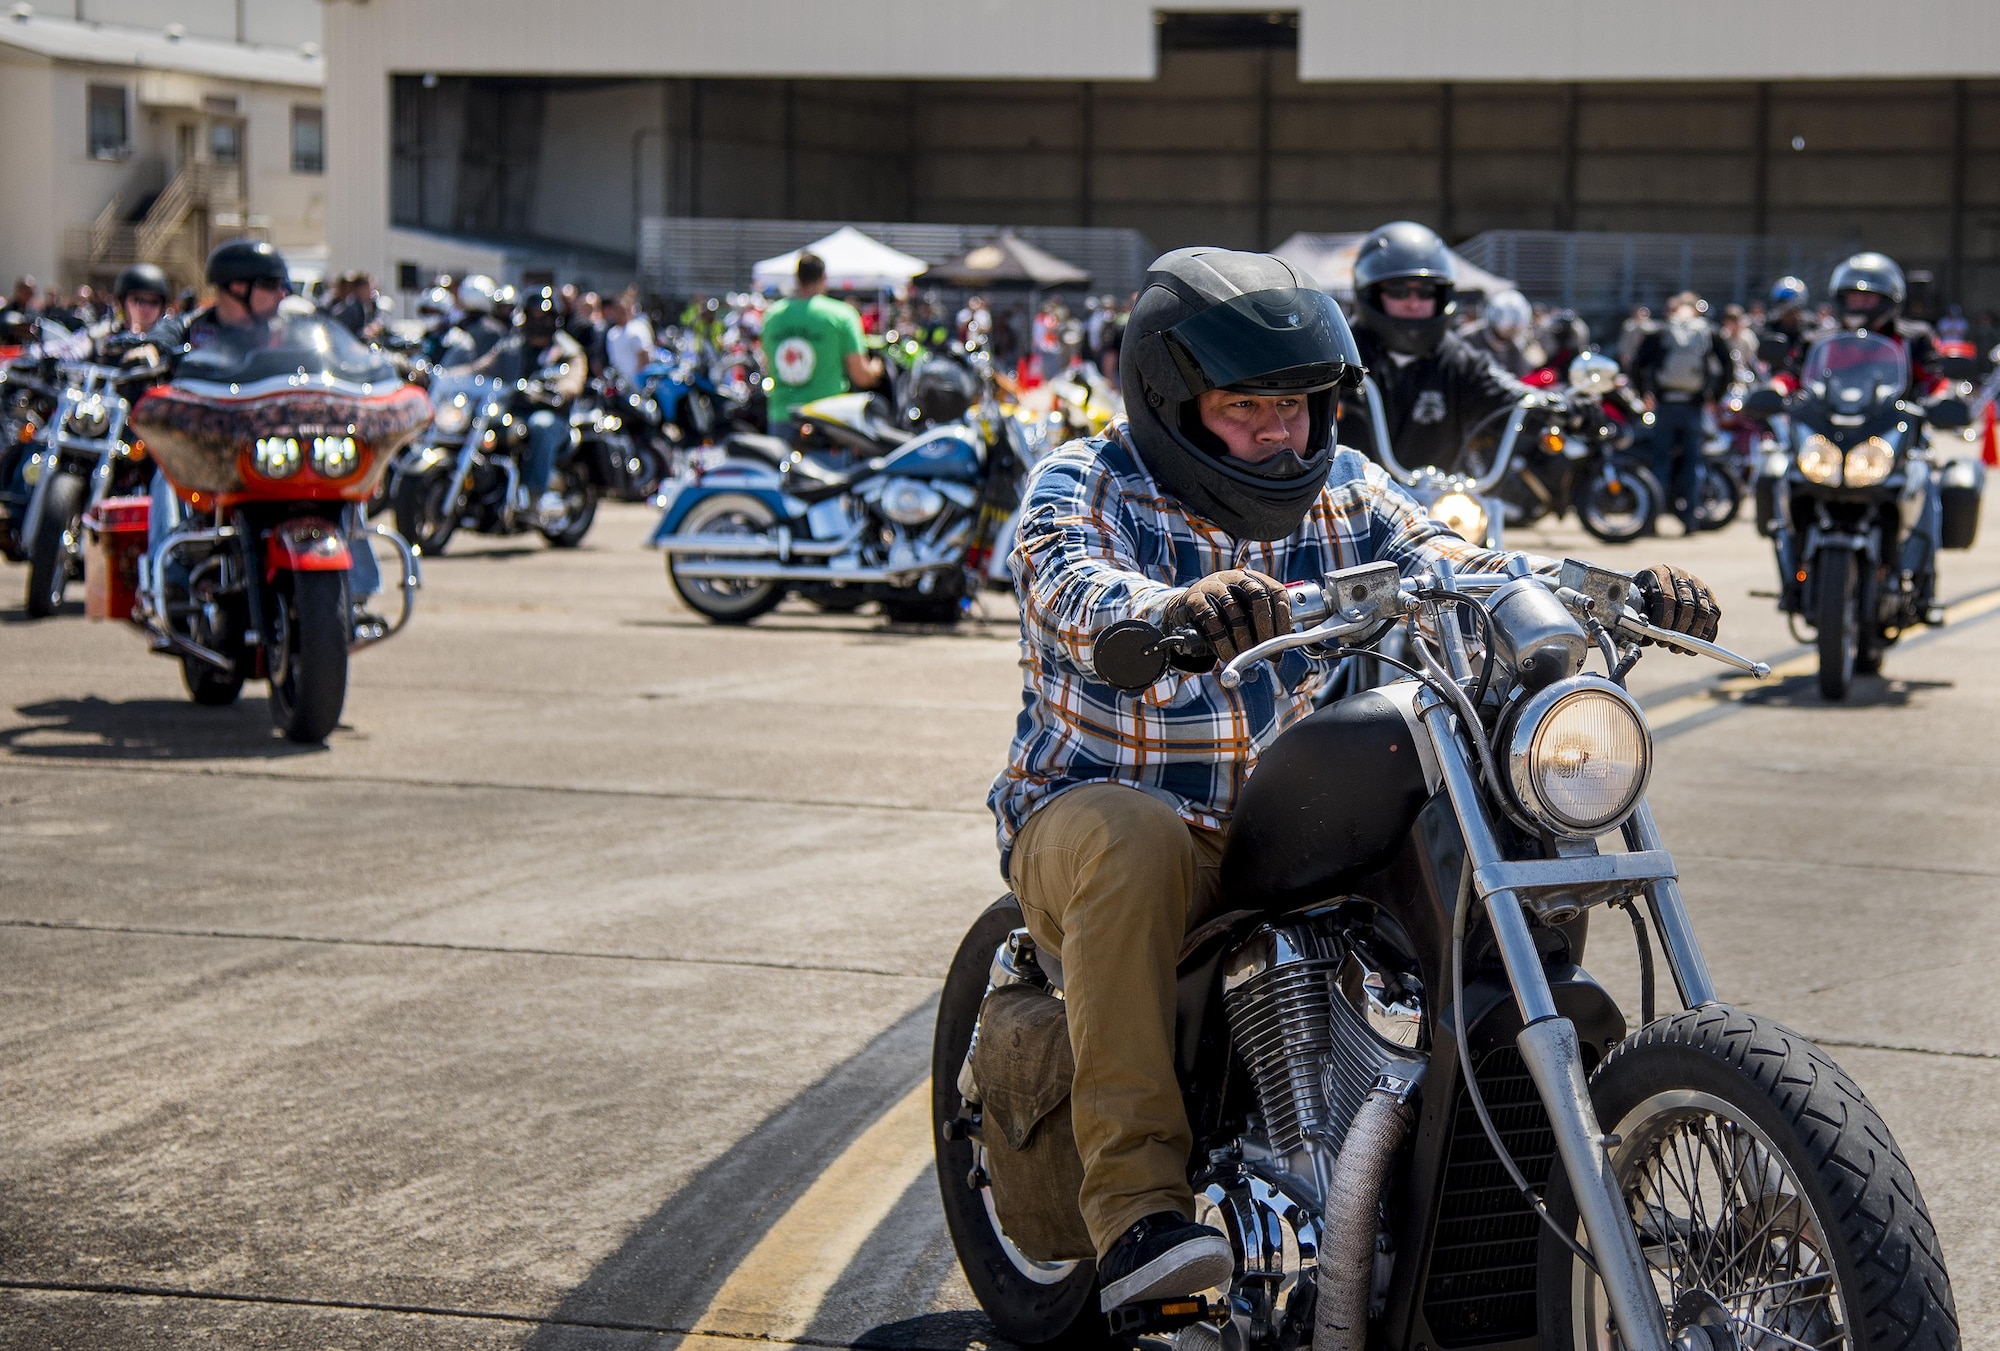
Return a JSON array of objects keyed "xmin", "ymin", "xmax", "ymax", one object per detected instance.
[{"xmin": 759, "ymin": 251, "xmax": 883, "ymax": 441}]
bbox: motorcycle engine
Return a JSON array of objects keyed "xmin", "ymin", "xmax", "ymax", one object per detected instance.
[{"xmin": 1221, "ymin": 920, "xmax": 1424, "ymax": 1205}]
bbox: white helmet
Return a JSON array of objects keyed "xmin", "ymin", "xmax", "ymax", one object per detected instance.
[
  {"xmin": 459, "ymin": 274, "xmax": 499, "ymax": 315},
  {"xmin": 1485, "ymin": 289, "xmax": 1532, "ymax": 340},
  {"xmin": 417, "ymin": 286, "xmax": 452, "ymax": 319}
]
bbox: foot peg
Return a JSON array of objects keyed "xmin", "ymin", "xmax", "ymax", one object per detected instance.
[{"xmin": 1106, "ymin": 1295, "xmax": 1215, "ymax": 1340}]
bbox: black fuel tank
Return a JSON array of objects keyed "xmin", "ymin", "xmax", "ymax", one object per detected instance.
[{"xmin": 1221, "ymin": 690, "xmax": 1433, "ymax": 913}]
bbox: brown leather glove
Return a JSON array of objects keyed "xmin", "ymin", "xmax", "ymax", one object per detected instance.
[
  {"xmin": 1633, "ymin": 564, "xmax": 1721, "ymax": 649},
  {"xmin": 1162, "ymin": 569, "xmax": 1292, "ymax": 664}
]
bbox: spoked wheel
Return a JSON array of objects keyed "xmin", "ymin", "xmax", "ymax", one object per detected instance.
[
  {"xmin": 392, "ymin": 467, "xmax": 459, "ymax": 557},
  {"xmin": 24, "ymin": 470, "xmax": 84, "ymax": 618},
  {"xmin": 538, "ymin": 462, "xmax": 598, "ymax": 548},
  {"xmin": 666, "ymin": 492, "xmax": 785, "ymax": 624},
  {"xmin": 933, "ymin": 895, "xmax": 1104, "ymax": 1348},
  {"xmin": 1578, "ymin": 457, "xmax": 1664, "ymax": 544},
  {"xmin": 1541, "ymin": 1006, "xmax": 1958, "ymax": 1351},
  {"xmin": 1814, "ymin": 549, "xmax": 1859, "ymax": 701},
  {"xmin": 1693, "ymin": 463, "xmax": 1742, "ymax": 530},
  {"xmin": 266, "ymin": 570, "xmax": 349, "ymax": 743}
]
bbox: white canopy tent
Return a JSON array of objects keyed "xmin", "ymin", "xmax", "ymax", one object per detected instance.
[
  {"xmin": 1272, "ymin": 232, "xmax": 1517, "ymax": 299},
  {"xmin": 750, "ymin": 226, "xmax": 931, "ymax": 295}
]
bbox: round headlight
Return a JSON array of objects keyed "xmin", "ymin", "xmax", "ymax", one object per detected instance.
[
  {"xmin": 310, "ymin": 434, "xmax": 359, "ymax": 479},
  {"xmin": 253, "ymin": 436, "xmax": 303, "ymax": 479},
  {"xmin": 1797, "ymin": 434, "xmax": 1842, "ymax": 485},
  {"xmin": 1432, "ymin": 491, "xmax": 1489, "ymax": 544},
  {"xmin": 65, "ymin": 395, "xmax": 109, "ymax": 439},
  {"xmin": 433, "ymin": 396, "xmax": 471, "ymax": 436},
  {"xmin": 1507, "ymin": 678, "xmax": 1652, "ymax": 835},
  {"xmin": 1844, "ymin": 435, "xmax": 1895, "ymax": 487}
]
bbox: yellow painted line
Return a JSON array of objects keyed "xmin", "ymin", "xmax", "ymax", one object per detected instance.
[
  {"xmin": 689, "ymin": 1079, "xmax": 934, "ymax": 1341},
  {"xmin": 1647, "ymin": 586, "xmax": 2000, "ymax": 734}
]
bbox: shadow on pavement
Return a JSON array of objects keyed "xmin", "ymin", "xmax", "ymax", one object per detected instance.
[
  {"xmin": 847, "ymin": 1312, "xmax": 1012, "ymax": 1351},
  {"xmin": 0, "ymin": 697, "xmax": 324, "ymax": 761},
  {"xmin": 1736, "ymin": 674, "xmax": 1952, "ymax": 710},
  {"xmin": 0, "ymin": 600, "xmax": 86, "ymax": 623}
]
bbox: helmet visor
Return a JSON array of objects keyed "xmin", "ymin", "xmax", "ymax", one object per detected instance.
[{"xmin": 1164, "ymin": 287, "xmax": 1357, "ymax": 396}]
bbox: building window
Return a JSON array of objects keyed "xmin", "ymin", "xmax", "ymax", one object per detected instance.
[
  {"xmin": 210, "ymin": 120, "xmax": 242, "ymax": 165},
  {"xmin": 87, "ymin": 84, "xmax": 129, "ymax": 159},
  {"xmin": 292, "ymin": 105, "xmax": 324, "ymax": 174}
]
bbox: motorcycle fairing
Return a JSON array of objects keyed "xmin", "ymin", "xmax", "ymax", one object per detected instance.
[{"xmin": 264, "ymin": 516, "xmax": 352, "ymax": 579}]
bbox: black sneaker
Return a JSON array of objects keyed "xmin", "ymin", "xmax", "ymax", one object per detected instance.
[{"xmin": 1097, "ymin": 1211, "xmax": 1233, "ymax": 1312}]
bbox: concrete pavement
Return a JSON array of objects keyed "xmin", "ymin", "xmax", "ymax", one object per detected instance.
[{"xmin": 2, "ymin": 497, "xmax": 1996, "ymax": 1346}]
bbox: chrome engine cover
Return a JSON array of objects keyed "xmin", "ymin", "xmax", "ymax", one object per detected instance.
[{"xmin": 1221, "ymin": 919, "xmax": 1424, "ymax": 1205}]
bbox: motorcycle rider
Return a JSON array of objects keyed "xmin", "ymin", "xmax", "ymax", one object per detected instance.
[
  {"xmin": 1828, "ymin": 251, "xmax": 1942, "ymax": 396},
  {"xmin": 1461, "ymin": 287, "xmax": 1535, "ymax": 377},
  {"xmin": 103, "ymin": 264, "xmax": 170, "ymax": 351},
  {"xmin": 450, "ymin": 274, "xmax": 511, "ymax": 364},
  {"xmin": 467, "ymin": 285, "xmax": 587, "ymax": 526},
  {"xmin": 1758, "ymin": 275, "xmax": 1819, "ymax": 381},
  {"xmin": 1629, "ymin": 291, "xmax": 1734, "ymax": 533},
  {"xmin": 136, "ymin": 239, "xmax": 383, "ymax": 604},
  {"xmin": 991, "ymin": 245, "xmax": 1721, "ymax": 1312},
  {"xmin": 1337, "ymin": 221, "xmax": 1552, "ymax": 473}
]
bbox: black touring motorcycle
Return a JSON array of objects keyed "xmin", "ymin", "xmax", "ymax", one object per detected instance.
[
  {"xmin": 936, "ymin": 558, "xmax": 1957, "ymax": 1351},
  {"xmin": 1746, "ymin": 331, "xmax": 1984, "ymax": 701}
]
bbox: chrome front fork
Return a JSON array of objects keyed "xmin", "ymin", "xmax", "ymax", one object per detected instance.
[{"xmin": 1419, "ymin": 690, "xmax": 1685, "ymax": 1351}]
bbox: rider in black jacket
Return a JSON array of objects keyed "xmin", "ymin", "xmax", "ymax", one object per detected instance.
[{"xmin": 1335, "ymin": 221, "xmax": 1543, "ymax": 473}]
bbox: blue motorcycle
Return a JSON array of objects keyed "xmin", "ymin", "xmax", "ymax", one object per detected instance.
[{"xmin": 651, "ymin": 375, "xmax": 1022, "ymax": 626}]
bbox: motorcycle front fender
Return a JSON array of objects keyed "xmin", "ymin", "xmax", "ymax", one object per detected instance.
[
  {"xmin": 264, "ymin": 516, "xmax": 352, "ymax": 581},
  {"xmin": 649, "ymin": 483, "xmax": 799, "ymax": 545}
]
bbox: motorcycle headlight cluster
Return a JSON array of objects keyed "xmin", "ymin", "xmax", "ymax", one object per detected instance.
[
  {"xmin": 1506, "ymin": 678, "xmax": 1652, "ymax": 836},
  {"xmin": 1431, "ymin": 491, "xmax": 1489, "ymax": 544},
  {"xmin": 1843, "ymin": 435, "xmax": 1896, "ymax": 487},
  {"xmin": 1797, "ymin": 433, "xmax": 1843, "ymax": 485},
  {"xmin": 432, "ymin": 395, "xmax": 472, "ymax": 437},
  {"xmin": 311, "ymin": 434, "xmax": 360, "ymax": 478},
  {"xmin": 65, "ymin": 394, "xmax": 110, "ymax": 439},
  {"xmin": 253, "ymin": 435, "xmax": 303, "ymax": 479}
]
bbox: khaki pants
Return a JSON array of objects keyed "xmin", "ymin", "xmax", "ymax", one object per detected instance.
[{"xmin": 1008, "ymin": 782, "xmax": 1225, "ymax": 1259}]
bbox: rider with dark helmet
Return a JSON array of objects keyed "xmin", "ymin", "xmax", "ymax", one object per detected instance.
[
  {"xmin": 1340, "ymin": 220, "xmax": 1548, "ymax": 472},
  {"xmin": 139, "ymin": 238, "xmax": 291, "ymax": 364},
  {"xmin": 110, "ymin": 263, "xmax": 170, "ymax": 336},
  {"xmin": 989, "ymin": 246, "xmax": 1720, "ymax": 1316},
  {"xmin": 468, "ymin": 285, "xmax": 588, "ymax": 525}
]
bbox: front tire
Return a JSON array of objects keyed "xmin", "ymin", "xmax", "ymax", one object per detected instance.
[
  {"xmin": 1577, "ymin": 457, "xmax": 1663, "ymax": 544},
  {"xmin": 182, "ymin": 656, "xmax": 245, "ymax": 706},
  {"xmin": 25, "ymin": 470, "xmax": 84, "ymax": 618},
  {"xmin": 538, "ymin": 461, "xmax": 598, "ymax": 548},
  {"xmin": 266, "ymin": 570, "xmax": 349, "ymax": 743},
  {"xmin": 933, "ymin": 896, "xmax": 1104, "ymax": 1348},
  {"xmin": 1815, "ymin": 548, "xmax": 1859, "ymax": 701},
  {"xmin": 392, "ymin": 466, "xmax": 459, "ymax": 557},
  {"xmin": 1540, "ymin": 1005, "xmax": 1958, "ymax": 1351},
  {"xmin": 1693, "ymin": 462, "xmax": 1742, "ymax": 529}
]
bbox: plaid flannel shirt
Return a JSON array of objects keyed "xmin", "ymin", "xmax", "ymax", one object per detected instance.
[{"xmin": 989, "ymin": 422, "xmax": 1542, "ymax": 872}]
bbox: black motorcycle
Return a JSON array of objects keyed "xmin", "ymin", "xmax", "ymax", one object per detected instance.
[
  {"xmin": 0, "ymin": 350, "xmax": 61, "ymax": 563},
  {"xmin": 390, "ymin": 373, "xmax": 605, "ymax": 555},
  {"xmin": 1748, "ymin": 330, "xmax": 1983, "ymax": 699},
  {"xmin": 18, "ymin": 354, "xmax": 157, "ymax": 617},
  {"xmin": 937, "ymin": 558, "xmax": 1957, "ymax": 1350},
  {"xmin": 1497, "ymin": 355, "xmax": 1666, "ymax": 545}
]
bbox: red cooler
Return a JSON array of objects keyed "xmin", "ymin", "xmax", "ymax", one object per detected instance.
[{"xmin": 82, "ymin": 495, "xmax": 149, "ymax": 621}]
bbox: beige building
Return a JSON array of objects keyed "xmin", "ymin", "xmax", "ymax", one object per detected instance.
[
  {"xmin": 319, "ymin": 0, "xmax": 2000, "ymax": 311},
  {"xmin": 0, "ymin": 0, "xmax": 324, "ymax": 297}
]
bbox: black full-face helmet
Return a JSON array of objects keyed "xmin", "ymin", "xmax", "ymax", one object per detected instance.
[
  {"xmin": 906, "ymin": 354, "xmax": 977, "ymax": 427},
  {"xmin": 114, "ymin": 263, "xmax": 170, "ymax": 303},
  {"xmin": 520, "ymin": 286, "xmax": 561, "ymax": 341},
  {"xmin": 205, "ymin": 238, "xmax": 288, "ymax": 289},
  {"xmin": 1829, "ymin": 252, "xmax": 1906, "ymax": 332},
  {"xmin": 1352, "ymin": 221, "xmax": 1458, "ymax": 357},
  {"xmin": 1121, "ymin": 247, "xmax": 1362, "ymax": 541}
]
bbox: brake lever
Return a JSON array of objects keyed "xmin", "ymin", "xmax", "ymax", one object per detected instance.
[
  {"xmin": 1612, "ymin": 610, "xmax": 1771, "ymax": 677},
  {"xmin": 1217, "ymin": 616, "xmax": 1368, "ymax": 689}
]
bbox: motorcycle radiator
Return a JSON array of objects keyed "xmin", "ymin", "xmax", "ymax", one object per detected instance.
[{"xmin": 1222, "ymin": 923, "xmax": 1422, "ymax": 1179}]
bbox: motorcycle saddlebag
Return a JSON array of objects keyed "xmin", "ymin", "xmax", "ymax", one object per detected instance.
[
  {"xmin": 81, "ymin": 495, "xmax": 149, "ymax": 622},
  {"xmin": 1940, "ymin": 458, "xmax": 1983, "ymax": 551},
  {"xmin": 970, "ymin": 983, "xmax": 1094, "ymax": 1262}
]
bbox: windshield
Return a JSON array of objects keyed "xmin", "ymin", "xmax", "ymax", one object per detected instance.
[
  {"xmin": 1800, "ymin": 331, "xmax": 1907, "ymax": 416},
  {"xmin": 176, "ymin": 312, "xmax": 400, "ymax": 388}
]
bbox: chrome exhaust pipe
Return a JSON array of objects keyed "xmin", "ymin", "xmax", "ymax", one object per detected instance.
[
  {"xmin": 656, "ymin": 532, "xmax": 853, "ymax": 558},
  {"xmin": 669, "ymin": 558, "xmax": 951, "ymax": 585}
]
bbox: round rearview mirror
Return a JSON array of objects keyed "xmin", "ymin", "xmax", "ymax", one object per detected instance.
[{"xmin": 1092, "ymin": 619, "xmax": 1170, "ymax": 692}]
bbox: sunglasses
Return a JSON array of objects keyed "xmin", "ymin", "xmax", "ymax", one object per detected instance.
[
  {"xmin": 251, "ymin": 276, "xmax": 289, "ymax": 293},
  {"xmin": 1377, "ymin": 281, "xmax": 1442, "ymax": 301}
]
